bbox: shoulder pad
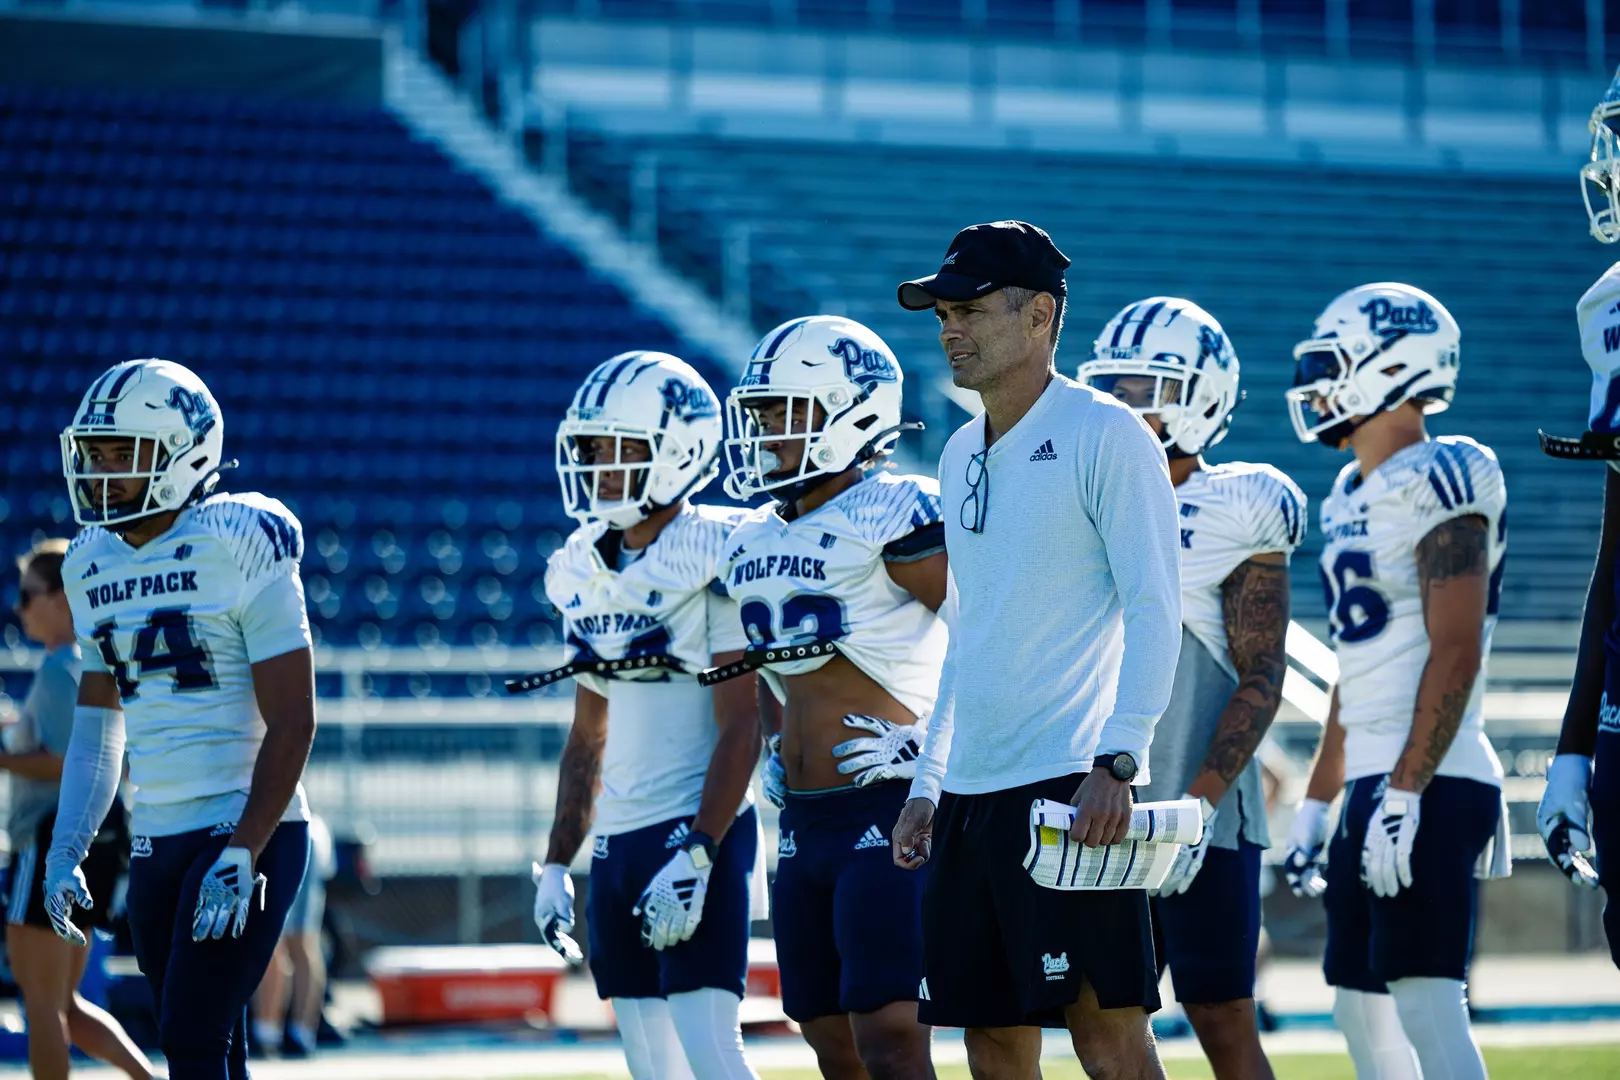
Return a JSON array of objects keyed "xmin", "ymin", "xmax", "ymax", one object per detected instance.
[{"xmin": 191, "ymin": 492, "xmax": 305, "ymax": 584}]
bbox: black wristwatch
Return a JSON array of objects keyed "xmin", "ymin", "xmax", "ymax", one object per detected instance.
[
  {"xmin": 684, "ymin": 831, "xmax": 719, "ymax": 870},
  {"xmin": 1094, "ymin": 753, "xmax": 1138, "ymax": 783}
]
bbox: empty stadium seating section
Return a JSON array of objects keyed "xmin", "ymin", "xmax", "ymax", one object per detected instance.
[
  {"xmin": 568, "ymin": 131, "xmax": 1615, "ymax": 623},
  {"xmin": 0, "ymin": 85, "xmax": 719, "ymax": 660}
]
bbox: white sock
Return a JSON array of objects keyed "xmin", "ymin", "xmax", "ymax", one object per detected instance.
[
  {"xmin": 1332, "ymin": 988, "xmax": 1422, "ymax": 1079},
  {"xmin": 1389, "ymin": 977, "xmax": 1486, "ymax": 1080},
  {"xmin": 252, "ymin": 1018, "xmax": 281, "ymax": 1048},
  {"xmin": 667, "ymin": 988, "xmax": 760, "ymax": 1080},
  {"xmin": 613, "ymin": 997, "xmax": 697, "ymax": 1080}
]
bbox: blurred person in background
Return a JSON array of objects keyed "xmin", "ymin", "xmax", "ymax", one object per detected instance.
[
  {"xmin": 45, "ymin": 359, "xmax": 316, "ymax": 1080},
  {"xmin": 252, "ymin": 813, "xmax": 334, "ymax": 1058},
  {"xmin": 1281, "ymin": 285, "xmax": 1506, "ymax": 1080},
  {"xmin": 532, "ymin": 352, "xmax": 764, "ymax": 1080},
  {"xmin": 5, "ymin": 539, "xmax": 155, "ymax": 1080},
  {"xmin": 1079, "ymin": 298, "xmax": 1303, "ymax": 1080},
  {"xmin": 712, "ymin": 316, "xmax": 946, "ymax": 1080},
  {"xmin": 1537, "ymin": 64, "xmax": 1620, "ymax": 968}
]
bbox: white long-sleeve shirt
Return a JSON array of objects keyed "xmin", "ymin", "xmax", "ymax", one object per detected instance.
[{"xmin": 910, "ymin": 375, "xmax": 1182, "ymax": 801}]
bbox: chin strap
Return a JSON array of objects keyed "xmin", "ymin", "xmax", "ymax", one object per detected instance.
[{"xmin": 1539, "ymin": 429, "xmax": 1620, "ymax": 461}]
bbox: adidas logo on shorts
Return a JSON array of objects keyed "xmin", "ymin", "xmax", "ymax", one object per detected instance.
[
  {"xmin": 211, "ymin": 822, "xmax": 235, "ymax": 837},
  {"xmin": 665, "ymin": 823, "xmax": 690, "ymax": 849},
  {"xmin": 1029, "ymin": 438, "xmax": 1058, "ymax": 461},
  {"xmin": 853, "ymin": 825, "xmax": 887, "ymax": 851}
]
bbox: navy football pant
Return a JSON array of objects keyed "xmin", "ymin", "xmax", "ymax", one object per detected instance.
[{"xmin": 127, "ymin": 821, "xmax": 308, "ymax": 1080}]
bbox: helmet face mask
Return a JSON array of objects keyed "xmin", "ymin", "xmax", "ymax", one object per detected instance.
[
  {"xmin": 1584, "ymin": 71, "xmax": 1620, "ymax": 244},
  {"xmin": 1077, "ymin": 298, "xmax": 1241, "ymax": 457},
  {"xmin": 1285, "ymin": 284, "xmax": 1460, "ymax": 448},
  {"xmin": 723, "ymin": 316, "xmax": 910, "ymax": 503},
  {"xmin": 555, "ymin": 352, "xmax": 722, "ymax": 530},
  {"xmin": 60, "ymin": 360, "xmax": 225, "ymax": 529}
]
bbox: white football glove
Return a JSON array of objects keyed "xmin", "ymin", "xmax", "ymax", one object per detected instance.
[
  {"xmin": 531, "ymin": 862, "xmax": 584, "ymax": 964},
  {"xmin": 1153, "ymin": 796, "xmax": 1216, "ymax": 897},
  {"xmin": 1361, "ymin": 788, "xmax": 1421, "ymax": 898},
  {"xmin": 761, "ymin": 734, "xmax": 787, "ymax": 809},
  {"xmin": 191, "ymin": 846, "xmax": 265, "ymax": 942},
  {"xmin": 1282, "ymin": 798, "xmax": 1332, "ymax": 899},
  {"xmin": 1539, "ymin": 754, "xmax": 1600, "ymax": 890},
  {"xmin": 43, "ymin": 861, "xmax": 93, "ymax": 947},
  {"xmin": 633, "ymin": 848, "xmax": 710, "ymax": 951},
  {"xmin": 832, "ymin": 714, "xmax": 920, "ymax": 787}
]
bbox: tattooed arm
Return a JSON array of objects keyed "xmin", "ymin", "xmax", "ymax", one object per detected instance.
[
  {"xmin": 543, "ymin": 683, "xmax": 609, "ymax": 865},
  {"xmin": 1187, "ymin": 553, "xmax": 1292, "ymax": 806},
  {"xmin": 1389, "ymin": 515, "xmax": 1489, "ymax": 793}
]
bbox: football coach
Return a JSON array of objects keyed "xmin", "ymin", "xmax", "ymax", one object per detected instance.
[{"xmin": 891, "ymin": 221, "xmax": 1183, "ymax": 1080}]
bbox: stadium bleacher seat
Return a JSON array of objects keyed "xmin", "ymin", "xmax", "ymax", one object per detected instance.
[
  {"xmin": 0, "ymin": 84, "xmax": 720, "ymax": 672},
  {"xmin": 566, "ymin": 130, "xmax": 1615, "ymax": 623}
]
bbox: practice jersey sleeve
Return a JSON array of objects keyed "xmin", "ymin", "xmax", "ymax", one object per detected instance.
[
  {"xmin": 849, "ymin": 474, "xmax": 946, "ymax": 562},
  {"xmin": 194, "ymin": 492, "xmax": 307, "ymax": 607},
  {"xmin": 1243, "ymin": 468, "xmax": 1308, "ymax": 558},
  {"xmin": 706, "ymin": 588, "xmax": 749, "ymax": 656},
  {"xmin": 236, "ymin": 572, "xmax": 313, "ymax": 663},
  {"xmin": 1409, "ymin": 438, "xmax": 1507, "ymax": 540}
]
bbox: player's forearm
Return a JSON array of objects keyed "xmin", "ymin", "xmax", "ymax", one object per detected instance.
[
  {"xmin": 1304, "ymin": 698, "xmax": 1346, "ymax": 803},
  {"xmin": 236, "ymin": 648, "xmax": 317, "ymax": 861},
  {"xmin": 233, "ymin": 715, "xmax": 315, "ymax": 860},
  {"xmin": 1191, "ymin": 558, "xmax": 1290, "ymax": 805},
  {"xmin": 1390, "ymin": 643, "xmax": 1480, "ymax": 793},
  {"xmin": 1559, "ymin": 469, "xmax": 1620, "ymax": 757},
  {"xmin": 691, "ymin": 719, "xmax": 762, "ymax": 842},
  {"xmin": 544, "ymin": 732, "xmax": 604, "ymax": 866},
  {"xmin": 0, "ymin": 751, "xmax": 64, "ymax": 783}
]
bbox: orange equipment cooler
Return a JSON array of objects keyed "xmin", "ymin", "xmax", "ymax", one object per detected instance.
[{"xmin": 366, "ymin": 945, "xmax": 570, "ymax": 1025}]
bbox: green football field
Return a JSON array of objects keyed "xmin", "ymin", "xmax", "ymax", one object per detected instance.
[{"xmin": 481, "ymin": 1045, "xmax": 1620, "ymax": 1080}]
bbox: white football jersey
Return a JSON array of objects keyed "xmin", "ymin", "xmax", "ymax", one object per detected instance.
[
  {"xmin": 62, "ymin": 493, "xmax": 312, "ymax": 836},
  {"xmin": 1319, "ymin": 436, "xmax": 1507, "ymax": 786},
  {"xmin": 1177, "ymin": 462, "xmax": 1308, "ymax": 678},
  {"xmin": 545, "ymin": 503, "xmax": 752, "ymax": 836},
  {"xmin": 719, "ymin": 472, "xmax": 948, "ymax": 718}
]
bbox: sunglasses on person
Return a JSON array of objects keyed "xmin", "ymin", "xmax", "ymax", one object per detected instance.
[{"xmin": 960, "ymin": 448, "xmax": 989, "ymax": 534}]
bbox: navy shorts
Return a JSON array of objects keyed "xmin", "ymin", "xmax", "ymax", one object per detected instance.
[
  {"xmin": 1590, "ymin": 714, "xmax": 1620, "ymax": 969},
  {"xmin": 772, "ymin": 780, "xmax": 926, "ymax": 1022},
  {"xmin": 1151, "ymin": 840, "xmax": 1263, "ymax": 1005},
  {"xmin": 920, "ymin": 772, "xmax": 1159, "ymax": 1029},
  {"xmin": 587, "ymin": 808, "xmax": 756, "ymax": 1001},
  {"xmin": 127, "ymin": 820, "xmax": 308, "ymax": 1080},
  {"xmin": 1324, "ymin": 775, "xmax": 1499, "ymax": 992}
]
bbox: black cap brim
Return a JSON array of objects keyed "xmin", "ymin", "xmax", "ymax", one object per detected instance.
[{"xmin": 897, "ymin": 272, "xmax": 1002, "ymax": 311}]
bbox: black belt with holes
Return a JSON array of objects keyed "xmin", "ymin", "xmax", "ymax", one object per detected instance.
[
  {"xmin": 1540, "ymin": 429, "xmax": 1620, "ymax": 461},
  {"xmin": 504, "ymin": 654, "xmax": 690, "ymax": 695},
  {"xmin": 697, "ymin": 639, "xmax": 841, "ymax": 687}
]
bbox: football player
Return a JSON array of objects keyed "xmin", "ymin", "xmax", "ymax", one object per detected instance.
[
  {"xmin": 1280, "ymin": 285, "xmax": 1507, "ymax": 1080},
  {"xmin": 532, "ymin": 352, "xmax": 763, "ymax": 1080},
  {"xmin": 1536, "ymin": 65, "xmax": 1620, "ymax": 966},
  {"xmin": 710, "ymin": 316, "xmax": 946, "ymax": 1080},
  {"xmin": 45, "ymin": 359, "xmax": 316, "ymax": 1080},
  {"xmin": 1079, "ymin": 298, "xmax": 1303, "ymax": 1080}
]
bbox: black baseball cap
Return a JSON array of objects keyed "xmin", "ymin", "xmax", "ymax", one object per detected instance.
[{"xmin": 897, "ymin": 220, "xmax": 1071, "ymax": 311}]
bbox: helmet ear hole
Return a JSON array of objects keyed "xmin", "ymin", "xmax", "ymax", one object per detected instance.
[{"xmin": 852, "ymin": 415, "xmax": 878, "ymax": 431}]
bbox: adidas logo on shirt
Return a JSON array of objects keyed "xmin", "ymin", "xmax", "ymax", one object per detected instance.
[
  {"xmin": 1029, "ymin": 439, "xmax": 1058, "ymax": 461},
  {"xmin": 853, "ymin": 825, "xmax": 887, "ymax": 851}
]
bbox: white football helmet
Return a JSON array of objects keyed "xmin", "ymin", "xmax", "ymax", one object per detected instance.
[
  {"xmin": 556, "ymin": 351, "xmax": 722, "ymax": 529},
  {"xmin": 1286, "ymin": 283, "xmax": 1460, "ymax": 447},
  {"xmin": 1583, "ymin": 65, "xmax": 1620, "ymax": 243},
  {"xmin": 1077, "ymin": 297, "xmax": 1241, "ymax": 456},
  {"xmin": 723, "ymin": 316, "xmax": 913, "ymax": 502},
  {"xmin": 60, "ymin": 359, "xmax": 226, "ymax": 528}
]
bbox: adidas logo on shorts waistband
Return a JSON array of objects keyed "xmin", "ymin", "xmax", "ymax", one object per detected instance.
[
  {"xmin": 1029, "ymin": 439, "xmax": 1058, "ymax": 461},
  {"xmin": 853, "ymin": 825, "xmax": 887, "ymax": 850}
]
